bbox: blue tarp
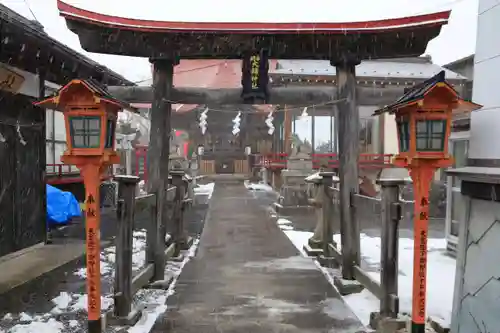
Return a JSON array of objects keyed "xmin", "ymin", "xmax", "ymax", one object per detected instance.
[{"xmin": 46, "ymin": 184, "xmax": 82, "ymax": 225}]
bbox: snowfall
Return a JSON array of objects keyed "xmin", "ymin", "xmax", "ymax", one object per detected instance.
[
  {"xmin": 0, "ymin": 231, "xmax": 199, "ymax": 333},
  {"xmin": 1, "ymin": 181, "xmax": 456, "ymax": 332},
  {"xmin": 0, "ymin": 183, "xmax": 216, "ymax": 333}
]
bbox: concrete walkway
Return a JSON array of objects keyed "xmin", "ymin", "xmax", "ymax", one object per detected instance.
[{"xmin": 152, "ymin": 183, "xmax": 366, "ymax": 333}]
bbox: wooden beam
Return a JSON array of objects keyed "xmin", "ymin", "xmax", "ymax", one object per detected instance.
[{"xmin": 108, "ymin": 85, "xmax": 408, "ymax": 106}]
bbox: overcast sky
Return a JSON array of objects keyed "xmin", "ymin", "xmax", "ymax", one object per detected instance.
[{"xmin": 1, "ymin": 0, "xmax": 480, "ymax": 145}]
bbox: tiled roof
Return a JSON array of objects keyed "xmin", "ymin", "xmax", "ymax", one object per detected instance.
[
  {"xmin": 81, "ymin": 79, "xmax": 131, "ymax": 109},
  {"xmin": 138, "ymin": 60, "xmax": 279, "ymax": 112},
  {"xmin": 38, "ymin": 79, "xmax": 134, "ymax": 111},
  {"xmin": 373, "ymin": 70, "xmax": 458, "ymax": 115},
  {"xmin": 393, "ymin": 70, "xmax": 448, "ymax": 105},
  {"xmin": 272, "ymin": 59, "xmax": 467, "ymax": 80}
]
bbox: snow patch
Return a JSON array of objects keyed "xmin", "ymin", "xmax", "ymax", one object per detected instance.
[
  {"xmin": 194, "ymin": 182, "xmax": 215, "ymax": 199},
  {"xmin": 127, "ymin": 238, "xmax": 199, "ymax": 333},
  {"xmin": 6, "ymin": 232, "xmax": 199, "ymax": 333},
  {"xmin": 244, "ymin": 180, "xmax": 274, "ymax": 192},
  {"xmin": 9, "ymin": 318, "xmax": 64, "ymax": 333},
  {"xmin": 138, "ymin": 180, "xmax": 147, "ymax": 195},
  {"xmin": 277, "ymin": 218, "xmax": 294, "ymax": 230},
  {"xmin": 277, "ymin": 218, "xmax": 291, "ymax": 225},
  {"xmin": 280, "ymin": 222, "xmax": 457, "ymax": 327},
  {"xmin": 282, "ymin": 230, "xmax": 313, "ymax": 257}
]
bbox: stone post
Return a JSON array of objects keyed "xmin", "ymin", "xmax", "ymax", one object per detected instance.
[
  {"xmin": 304, "ymin": 174, "xmax": 324, "ymax": 256},
  {"xmin": 170, "ymin": 168, "xmax": 188, "ymax": 255},
  {"xmin": 190, "ymin": 152, "xmax": 198, "ymax": 187},
  {"xmin": 377, "ymin": 178, "xmax": 405, "ymax": 318},
  {"xmin": 113, "ymin": 175, "xmax": 140, "ymax": 323},
  {"xmin": 275, "ymin": 150, "xmax": 313, "ymax": 214},
  {"xmin": 319, "ymin": 171, "xmax": 337, "ymax": 267}
]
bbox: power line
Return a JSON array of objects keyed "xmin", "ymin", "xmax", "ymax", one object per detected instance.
[{"xmin": 162, "ymin": 98, "xmax": 347, "ymax": 113}]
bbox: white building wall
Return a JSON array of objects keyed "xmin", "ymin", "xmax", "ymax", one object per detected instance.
[
  {"xmin": 451, "ymin": 1, "xmax": 500, "ymax": 332},
  {"xmin": 469, "ymin": 1, "xmax": 500, "ymax": 159},
  {"xmin": 383, "ymin": 113, "xmax": 399, "ymax": 155}
]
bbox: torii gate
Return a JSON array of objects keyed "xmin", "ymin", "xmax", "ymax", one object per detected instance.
[{"xmin": 56, "ymin": 0, "xmax": 450, "ymax": 280}]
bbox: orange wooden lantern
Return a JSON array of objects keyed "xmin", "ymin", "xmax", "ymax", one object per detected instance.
[
  {"xmin": 35, "ymin": 79, "xmax": 130, "ymax": 333},
  {"xmin": 374, "ymin": 71, "xmax": 481, "ymax": 333}
]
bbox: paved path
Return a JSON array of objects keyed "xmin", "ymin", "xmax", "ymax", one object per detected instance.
[{"xmin": 152, "ymin": 183, "xmax": 365, "ymax": 333}]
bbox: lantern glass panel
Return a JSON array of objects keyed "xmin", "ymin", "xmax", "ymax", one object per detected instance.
[
  {"xmin": 397, "ymin": 120, "xmax": 410, "ymax": 152},
  {"xmin": 415, "ymin": 119, "xmax": 446, "ymax": 151},
  {"xmin": 105, "ymin": 118, "xmax": 115, "ymax": 148},
  {"xmin": 69, "ymin": 116, "xmax": 101, "ymax": 148}
]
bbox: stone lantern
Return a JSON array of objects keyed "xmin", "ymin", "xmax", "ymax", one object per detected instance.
[
  {"xmin": 35, "ymin": 78, "xmax": 130, "ymax": 333},
  {"xmin": 373, "ymin": 71, "xmax": 481, "ymax": 333}
]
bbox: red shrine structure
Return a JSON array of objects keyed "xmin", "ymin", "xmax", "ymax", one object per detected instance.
[
  {"xmin": 55, "ymin": 0, "xmax": 451, "ymax": 213},
  {"xmin": 55, "ymin": 0, "xmax": 451, "ymax": 176},
  {"xmin": 53, "ymin": 2, "xmax": 453, "ymax": 332}
]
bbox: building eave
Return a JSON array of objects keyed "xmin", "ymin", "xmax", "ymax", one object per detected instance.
[
  {"xmin": 0, "ymin": 3, "xmax": 134, "ymax": 86},
  {"xmin": 443, "ymin": 54, "xmax": 475, "ymax": 70}
]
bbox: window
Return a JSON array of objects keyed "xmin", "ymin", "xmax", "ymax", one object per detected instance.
[
  {"xmin": 398, "ymin": 121, "xmax": 410, "ymax": 152},
  {"xmin": 69, "ymin": 116, "xmax": 101, "ymax": 148},
  {"xmin": 450, "ymin": 191, "xmax": 464, "ymax": 237},
  {"xmin": 452, "ymin": 140, "xmax": 469, "ymax": 187},
  {"xmin": 446, "ymin": 138, "xmax": 469, "ymax": 243},
  {"xmin": 105, "ymin": 119, "xmax": 115, "ymax": 148},
  {"xmin": 416, "ymin": 120, "xmax": 446, "ymax": 151}
]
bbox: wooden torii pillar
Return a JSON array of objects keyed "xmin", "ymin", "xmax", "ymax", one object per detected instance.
[
  {"xmin": 283, "ymin": 105, "xmax": 292, "ymax": 155},
  {"xmin": 147, "ymin": 57, "xmax": 178, "ymax": 278},
  {"xmin": 332, "ymin": 55, "xmax": 360, "ymax": 280}
]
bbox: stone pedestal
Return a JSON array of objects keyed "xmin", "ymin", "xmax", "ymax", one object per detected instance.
[
  {"xmin": 170, "ymin": 154, "xmax": 188, "ymax": 172},
  {"xmin": 447, "ymin": 167, "xmax": 500, "ymax": 333},
  {"xmin": 275, "ymin": 152, "xmax": 313, "ymax": 214},
  {"xmin": 304, "ymin": 174, "xmax": 324, "ymax": 248},
  {"xmin": 189, "ymin": 153, "xmax": 198, "ymax": 187}
]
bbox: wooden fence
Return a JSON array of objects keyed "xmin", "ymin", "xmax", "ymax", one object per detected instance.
[
  {"xmin": 309, "ymin": 172, "xmax": 407, "ymax": 328},
  {"xmin": 109, "ymin": 172, "xmax": 192, "ymax": 325}
]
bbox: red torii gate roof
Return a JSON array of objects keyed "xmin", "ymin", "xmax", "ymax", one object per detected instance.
[
  {"xmin": 57, "ymin": 1, "xmax": 449, "ymax": 34},
  {"xmin": 56, "ymin": 1, "xmax": 450, "ymax": 60}
]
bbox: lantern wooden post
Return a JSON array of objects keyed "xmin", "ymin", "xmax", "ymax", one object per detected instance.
[
  {"xmin": 35, "ymin": 79, "xmax": 128, "ymax": 333},
  {"xmin": 373, "ymin": 71, "xmax": 481, "ymax": 333}
]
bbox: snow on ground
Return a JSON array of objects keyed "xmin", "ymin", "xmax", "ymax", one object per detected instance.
[
  {"xmin": 126, "ymin": 239, "xmax": 199, "ymax": 333},
  {"xmin": 3, "ymin": 231, "xmax": 200, "ymax": 333},
  {"xmin": 304, "ymin": 172, "xmax": 340, "ymax": 182},
  {"xmin": 194, "ymin": 182, "xmax": 215, "ymax": 199},
  {"xmin": 276, "ymin": 217, "xmax": 456, "ymax": 328},
  {"xmin": 244, "ymin": 180, "xmax": 274, "ymax": 192},
  {"xmin": 138, "ymin": 180, "xmax": 147, "ymax": 195}
]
